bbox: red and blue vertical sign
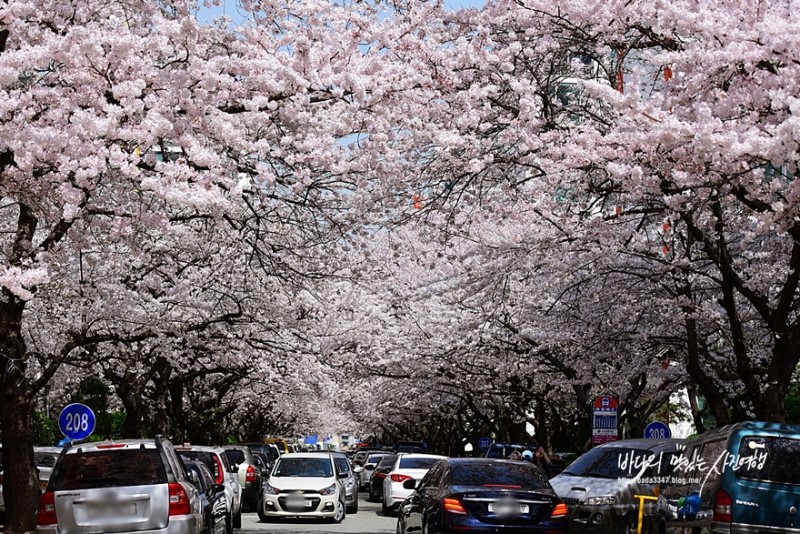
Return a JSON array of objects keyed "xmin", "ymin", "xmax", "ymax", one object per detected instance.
[{"xmin": 592, "ymin": 395, "xmax": 618, "ymax": 446}]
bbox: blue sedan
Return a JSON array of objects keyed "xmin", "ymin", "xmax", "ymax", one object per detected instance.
[{"xmin": 396, "ymin": 458, "xmax": 569, "ymax": 534}]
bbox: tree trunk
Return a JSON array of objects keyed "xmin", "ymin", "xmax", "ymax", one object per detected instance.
[
  {"xmin": 1, "ymin": 381, "xmax": 39, "ymax": 533},
  {"xmin": 0, "ymin": 296, "xmax": 38, "ymax": 533},
  {"xmin": 757, "ymin": 331, "xmax": 800, "ymax": 422}
]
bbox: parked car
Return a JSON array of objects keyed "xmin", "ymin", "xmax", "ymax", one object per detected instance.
[
  {"xmin": 550, "ymin": 438, "xmax": 683, "ymax": 534},
  {"xmin": 258, "ymin": 452, "xmax": 347, "ymax": 523},
  {"xmin": 393, "ymin": 440, "xmax": 428, "ymax": 454},
  {"xmin": 33, "ymin": 447, "xmax": 62, "ymax": 493},
  {"xmin": 306, "ymin": 450, "xmax": 359, "ymax": 514},
  {"xmin": 383, "ymin": 453, "xmax": 447, "ymax": 515},
  {"xmin": 368, "ymin": 454, "xmax": 398, "ymax": 502},
  {"xmin": 484, "ymin": 442, "xmax": 539, "ymax": 459},
  {"xmin": 221, "ymin": 445, "xmax": 262, "ymax": 512},
  {"xmin": 353, "ymin": 451, "xmax": 388, "ymax": 490},
  {"xmin": 238, "ymin": 443, "xmax": 280, "ymax": 475},
  {"xmin": 36, "ymin": 436, "xmax": 203, "ymax": 534},
  {"xmin": 396, "ymin": 458, "xmax": 569, "ymax": 534},
  {"xmin": 176, "ymin": 444, "xmax": 243, "ymax": 533},
  {"xmin": 184, "ymin": 460, "xmax": 227, "ymax": 534},
  {"xmin": 659, "ymin": 421, "xmax": 800, "ymax": 534}
]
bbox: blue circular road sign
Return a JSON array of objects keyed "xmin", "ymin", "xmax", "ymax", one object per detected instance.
[
  {"xmin": 478, "ymin": 436, "xmax": 493, "ymax": 452},
  {"xmin": 58, "ymin": 403, "xmax": 96, "ymax": 441},
  {"xmin": 644, "ymin": 421, "xmax": 671, "ymax": 440}
]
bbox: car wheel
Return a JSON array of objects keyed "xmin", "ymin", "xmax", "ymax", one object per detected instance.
[
  {"xmin": 256, "ymin": 499, "xmax": 271, "ymax": 523},
  {"xmin": 225, "ymin": 511, "xmax": 233, "ymax": 534},
  {"xmin": 233, "ymin": 508, "xmax": 241, "ymax": 529},
  {"xmin": 347, "ymin": 495, "xmax": 358, "ymax": 514},
  {"xmin": 329, "ymin": 499, "xmax": 346, "ymax": 523},
  {"xmin": 618, "ymin": 514, "xmax": 647, "ymax": 534}
]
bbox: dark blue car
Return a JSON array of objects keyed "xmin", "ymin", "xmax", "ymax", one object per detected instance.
[{"xmin": 396, "ymin": 458, "xmax": 569, "ymax": 534}]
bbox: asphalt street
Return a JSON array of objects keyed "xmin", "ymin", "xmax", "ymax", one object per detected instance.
[{"xmin": 239, "ymin": 492, "xmax": 397, "ymax": 533}]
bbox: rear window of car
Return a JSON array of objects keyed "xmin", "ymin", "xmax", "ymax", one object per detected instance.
[
  {"xmin": 52, "ymin": 449, "xmax": 167, "ymax": 490},
  {"xmin": 736, "ymin": 436, "xmax": 800, "ymax": 485},
  {"xmin": 224, "ymin": 449, "xmax": 246, "ymax": 466},
  {"xmin": 179, "ymin": 451, "xmax": 219, "ymax": 479},
  {"xmin": 367, "ymin": 454, "xmax": 385, "ymax": 463},
  {"xmin": 377, "ymin": 455, "xmax": 398, "ymax": 468},
  {"xmin": 274, "ymin": 457, "xmax": 333, "ymax": 478},
  {"xmin": 34, "ymin": 452, "xmax": 59, "ymax": 468},
  {"xmin": 399, "ymin": 457, "xmax": 440, "ymax": 469},
  {"xmin": 451, "ymin": 462, "xmax": 549, "ymax": 489}
]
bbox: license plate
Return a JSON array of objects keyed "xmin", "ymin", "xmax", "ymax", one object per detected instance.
[
  {"xmin": 488, "ymin": 503, "xmax": 529, "ymax": 514},
  {"xmin": 286, "ymin": 498, "xmax": 312, "ymax": 508},
  {"xmin": 88, "ymin": 502, "xmax": 136, "ymax": 520}
]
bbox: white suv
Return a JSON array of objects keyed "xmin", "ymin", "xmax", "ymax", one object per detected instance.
[{"xmin": 259, "ymin": 452, "xmax": 347, "ymax": 523}]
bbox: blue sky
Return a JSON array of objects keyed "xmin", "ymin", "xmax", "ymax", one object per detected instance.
[{"xmin": 199, "ymin": 0, "xmax": 487, "ymax": 24}]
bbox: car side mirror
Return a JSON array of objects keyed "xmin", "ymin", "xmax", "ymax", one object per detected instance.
[
  {"xmin": 212, "ymin": 483, "xmax": 225, "ymax": 494},
  {"xmin": 365, "ymin": 464, "xmax": 375, "ymax": 471},
  {"xmin": 230, "ymin": 464, "xmax": 239, "ymax": 473},
  {"xmin": 402, "ymin": 479, "xmax": 417, "ymax": 490},
  {"xmin": 338, "ymin": 472, "xmax": 349, "ymax": 479}
]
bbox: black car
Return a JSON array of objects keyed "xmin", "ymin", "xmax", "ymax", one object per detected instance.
[
  {"xmin": 184, "ymin": 460, "xmax": 227, "ymax": 534},
  {"xmin": 396, "ymin": 458, "xmax": 569, "ymax": 534},
  {"xmin": 367, "ymin": 454, "xmax": 397, "ymax": 502}
]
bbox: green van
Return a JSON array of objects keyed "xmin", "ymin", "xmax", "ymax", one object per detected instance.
[{"xmin": 659, "ymin": 421, "xmax": 800, "ymax": 534}]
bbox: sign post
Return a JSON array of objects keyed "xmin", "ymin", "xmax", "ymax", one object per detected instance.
[
  {"xmin": 644, "ymin": 421, "xmax": 672, "ymax": 440},
  {"xmin": 58, "ymin": 403, "xmax": 96, "ymax": 442},
  {"xmin": 592, "ymin": 395, "xmax": 618, "ymax": 446}
]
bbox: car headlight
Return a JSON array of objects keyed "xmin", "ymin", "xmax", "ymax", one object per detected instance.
[
  {"xmin": 319, "ymin": 483, "xmax": 337, "ymax": 496},
  {"xmin": 584, "ymin": 496, "xmax": 617, "ymax": 505},
  {"xmin": 264, "ymin": 483, "xmax": 281, "ymax": 495}
]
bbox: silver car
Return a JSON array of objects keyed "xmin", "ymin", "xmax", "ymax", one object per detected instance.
[
  {"xmin": 36, "ymin": 437, "xmax": 202, "ymax": 534},
  {"xmin": 34, "ymin": 447, "xmax": 62, "ymax": 493},
  {"xmin": 353, "ymin": 452, "xmax": 387, "ymax": 490},
  {"xmin": 176, "ymin": 444, "xmax": 243, "ymax": 533}
]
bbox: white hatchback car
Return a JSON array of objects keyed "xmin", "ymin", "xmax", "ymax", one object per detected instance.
[
  {"xmin": 259, "ymin": 452, "xmax": 347, "ymax": 523},
  {"xmin": 382, "ymin": 453, "xmax": 446, "ymax": 515}
]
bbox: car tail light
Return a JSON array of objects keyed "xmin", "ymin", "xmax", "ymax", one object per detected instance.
[
  {"xmin": 390, "ymin": 474, "xmax": 412, "ymax": 483},
  {"xmin": 213, "ymin": 455, "xmax": 224, "ymax": 484},
  {"xmin": 246, "ymin": 465, "xmax": 256, "ymax": 483},
  {"xmin": 443, "ymin": 497, "xmax": 467, "ymax": 515},
  {"xmin": 375, "ymin": 472, "xmax": 387, "ymax": 479},
  {"xmin": 169, "ymin": 482, "xmax": 191, "ymax": 516},
  {"xmin": 714, "ymin": 489, "xmax": 732, "ymax": 523},
  {"xmin": 550, "ymin": 502, "xmax": 569, "ymax": 518},
  {"xmin": 37, "ymin": 491, "xmax": 57, "ymax": 525}
]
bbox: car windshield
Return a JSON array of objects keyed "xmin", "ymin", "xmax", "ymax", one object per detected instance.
[
  {"xmin": 52, "ymin": 449, "xmax": 167, "ymax": 490},
  {"xmin": 273, "ymin": 457, "xmax": 333, "ymax": 478},
  {"xmin": 367, "ymin": 454, "xmax": 385, "ymax": 464},
  {"xmin": 450, "ymin": 462, "xmax": 549, "ymax": 489},
  {"xmin": 399, "ymin": 457, "xmax": 439, "ymax": 469},
  {"xmin": 561, "ymin": 447, "xmax": 652, "ymax": 479}
]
